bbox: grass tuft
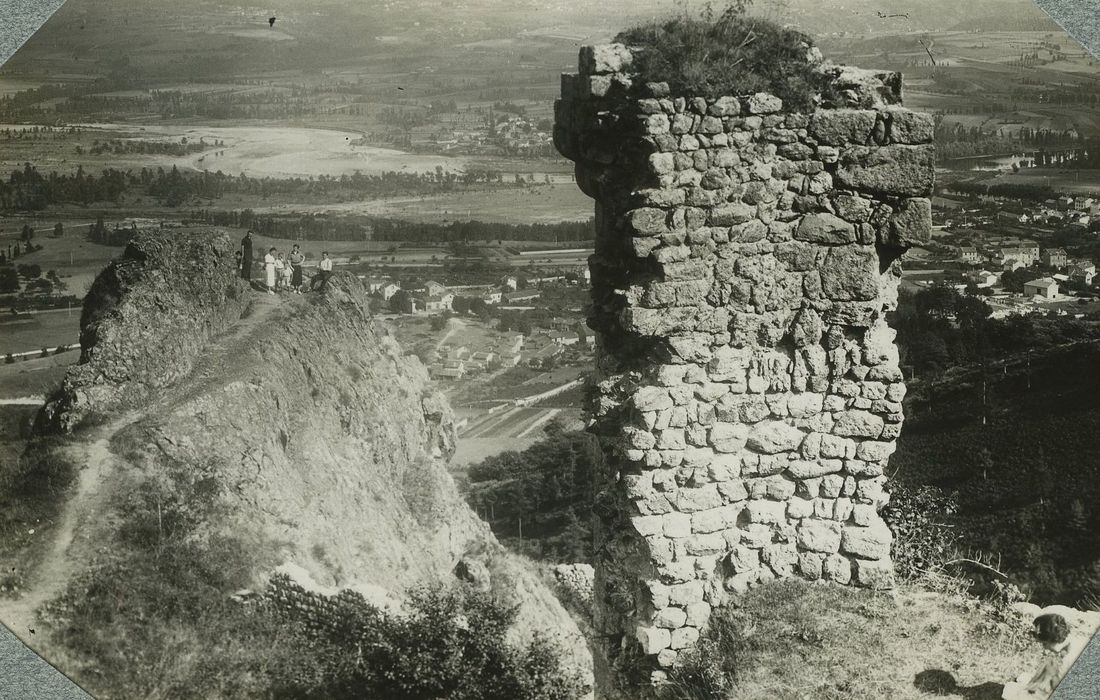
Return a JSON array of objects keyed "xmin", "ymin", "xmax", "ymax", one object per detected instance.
[{"xmin": 614, "ymin": 2, "xmax": 822, "ymax": 110}]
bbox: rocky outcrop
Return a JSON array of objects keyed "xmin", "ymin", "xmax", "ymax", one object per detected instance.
[
  {"xmin": 38, "ymin": 231, "xmax": 251, "ymax": 432},
  {"xmin": 556, "ymin": 44, "xmax": 933, "ymax": 696},
  {"xmin": 16, "ymin": 232, "xmax": 590, "ymax": 684}
]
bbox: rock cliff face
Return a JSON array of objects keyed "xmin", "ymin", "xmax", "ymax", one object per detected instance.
[
  {"xmin": 14, "ymin": 231, "xmax": 588, "ymax": 680},
  {"xmin": 555, "ymin": 45, "xmax": 933, "ymax": 695},
  {"xmin": 38, "ymin": 233, "xmax": 252, "ymax": 433}
]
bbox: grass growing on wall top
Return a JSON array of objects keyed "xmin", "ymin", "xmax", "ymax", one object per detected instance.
[{"xmin": 614, "ymin": 2, "xmax": 822, "ymax": 110}]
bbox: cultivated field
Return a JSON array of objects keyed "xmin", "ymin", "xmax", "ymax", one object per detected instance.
[{"xmin": 255, "ymin": 182, "xmax": 592, "ymax": 224}]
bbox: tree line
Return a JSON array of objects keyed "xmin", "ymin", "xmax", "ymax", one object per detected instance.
[
  {"xmin": 1, "ymin": 162, "xmax": 519, "ymax": 211},
  {"xmin": 893, "ymin": 285, "xmax": 1100, "ymax": 377},
  {"xmin": 186, "ymin": 209, "xmax": 594, "ymax": 244}
]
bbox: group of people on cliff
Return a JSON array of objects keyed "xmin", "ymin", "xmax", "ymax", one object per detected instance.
[{"xmin": 237, "ymin": 231, "xmax": 333, "ymax": 294}]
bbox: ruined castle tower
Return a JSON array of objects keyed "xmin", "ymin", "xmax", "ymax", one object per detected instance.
[{"xmin": 554, "ymin": 44, "xmax": 934, "ymax": 696}]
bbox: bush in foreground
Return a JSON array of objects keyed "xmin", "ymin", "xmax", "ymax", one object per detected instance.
[{"xmin": 46, "ymin": 456, "xmax": 585, "ymax": 699}]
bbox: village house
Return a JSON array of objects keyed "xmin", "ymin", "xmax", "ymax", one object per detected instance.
[
  {"xmin": 966, "ymin": 270, "xmax": 999, "ymax": 288},
  {"xmin": 999, "ymin": 246, "xmax": 1039, "ymax": 267},
  {"xmin": 380, "ymin": 282, "xmax": 400, "ymax": 301},
  {"xmin": 424, "ymin": 280, "xmax": 447, "ymax": 297},
  {"xmin": 502, "ymin": 289, "xmax": 540, "ymax": 304},
  {"xmin": 362, "ymin": 277, "xmax": 388, "ymax": 294},
  {"xmin": 1070, "ymin": 261, "xmax": 1097, "ymax": 286},
  {"xmin": 1041, "ymin": 248, "xmax": 1068, "ymax": 268},
  {"xmin": 470, "ymin": 350, "xmax": 497, "ymax": 367},
  {"xmin": 1023, "ymin": 277, "xmax": 1059, "ymax": 299},
  {"xmin": 431, "ymin": 364, "xmax": 465, "ymax": 380},
  {"xmin": 958, "ymin": 246, "xmax": 982, "ymax": 264},
  {"xmin": 501, "ymin": 334, "xmax": 524, "ymax": 355},
  {"xmin": 441, "ymin": 345, "xmax": 469, "ymax": 361},
  {"xmin": 550, "ymin": 331, "xmax": 581, "ymax": 346}
]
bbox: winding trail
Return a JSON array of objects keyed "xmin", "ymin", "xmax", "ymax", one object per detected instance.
[
  {"xmin": 0, "ymin": 428, "xmax": 125, "ymax": 641},
  {"xmin": 0, "ymin": 291, "xmax": 289, "ymax": 650}
]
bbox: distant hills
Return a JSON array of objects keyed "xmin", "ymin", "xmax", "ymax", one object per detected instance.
[{"xmin": 0, "ymin": 0, "xmax": 1066, "ymax": 88}]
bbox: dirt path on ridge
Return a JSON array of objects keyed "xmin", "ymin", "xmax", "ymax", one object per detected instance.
[{"xmin": 0, "ymin": 291, "xmax": 291, "ymax": 651}]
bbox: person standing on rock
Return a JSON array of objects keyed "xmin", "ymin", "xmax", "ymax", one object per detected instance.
[
  {"xmin": 264, "ymin": 247, "xmax": 277, "ymax": 295},
  {"xmin": 289, "ymin": 244, "xmax": 305, "ymax": 294},
  {"xmin": 240, "ymin": 230, "xmax": 254, "ymax": 282},
  {"xmin": 311, "ymin": 251, "xmax": 333, "ymax": 291}
]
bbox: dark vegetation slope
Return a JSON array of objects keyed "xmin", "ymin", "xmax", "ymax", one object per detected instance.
[
  {"xmin": 891, "ymin": 341, "xmax": 1100, "ymax": 606},
  {"xmin": 463, "ymin": 423, "xmax": 603, "ymax": 563}
]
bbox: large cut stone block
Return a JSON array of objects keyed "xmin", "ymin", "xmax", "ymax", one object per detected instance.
[
  {"xmin": 885, "ymin": 198, "xmax": 932, "ymax": 248},
  {"xmin": 836, "ymin": 145, "xmax": 935, "ymax": 197},
  {"xmin": 809, "ymin": 109, "xmax": 877, "ymax": 145},
  {"xmin": 820, "ymin": 246, "xmax": 880, "ymax": 301},
  {"xmin": 795, "ymin": 213, "xmax": 857, "ymax": 245},
  {"xmin": 842, "ymin": 521, "xmax": 893, "ymax": 559}
]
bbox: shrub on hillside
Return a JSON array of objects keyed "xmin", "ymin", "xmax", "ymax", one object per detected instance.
[
  {"xmin": 47, "ymin": 454, "xmax": 585, "ymax": 699},
  {"xmin": 881, "ymin": 483, "xmax": 962, "ymax": 580},
  {"xmin": 267, "ymin": 582, "xmax": 585, "ymax": 700},
  {"xmin": 613, "ymin": 2, "xmax": 823, "ymax": 109}
]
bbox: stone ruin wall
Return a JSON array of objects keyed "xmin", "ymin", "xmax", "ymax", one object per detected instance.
[{"xmin": 554, "ymin": 44, "xmax": 934, "ymax": 695}]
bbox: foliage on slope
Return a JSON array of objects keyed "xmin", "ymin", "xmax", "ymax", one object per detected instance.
[
  {"xmin": 892, "ymin": 341, "xmax": 1100, "ymax": 605},
  {"xmin": 46, "ymin": 459, "xmax": 584, "ymax": 699},
  {"xmin": 463, "ymin": 422, "xmax": 603, "ymax": 563}
]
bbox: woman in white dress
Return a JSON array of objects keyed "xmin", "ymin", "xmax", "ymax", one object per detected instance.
[{"xmin": 264, "ymin": 247, "xmax": 277, "ymax": 294}]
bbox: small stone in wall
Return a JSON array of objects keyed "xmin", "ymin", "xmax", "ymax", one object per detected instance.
[
  {"xmin": 747, "ymin": 421, "xmax": 806, "ymax": 454},
  {"xmin": 823, "ymin": 553, "xmax": 853, "ymax": 584}
]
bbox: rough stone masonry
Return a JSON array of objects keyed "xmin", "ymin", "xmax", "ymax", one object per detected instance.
[{"xmin": 554, "ymin": 43, "xmax": 934, "ymax": 696}]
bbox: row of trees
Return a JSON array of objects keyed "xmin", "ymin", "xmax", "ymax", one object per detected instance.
[
  {"xmin": 893, "ymin": 285, "xmax": 1100, "ymax": 376},
  {"xmin": 463, "ymin": 423, "xmax": 602, "ymax": 563},
  {"xmin": 1, "ymin": 162, "xmax": 528, "ymax": 211},
  {"xmin": 186, "ymin": 209, "xmax": 593, "ymax": 244}
]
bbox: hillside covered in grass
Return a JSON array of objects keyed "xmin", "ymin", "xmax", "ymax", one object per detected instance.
[{"xmin": 664, "ymin": 579, "xmax": 1038, "ymax": 700}]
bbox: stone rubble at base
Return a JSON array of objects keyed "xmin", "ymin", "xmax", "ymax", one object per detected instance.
[{"xmin": 555, "ymin": 43, "xmax": 934, "ymax": 696}]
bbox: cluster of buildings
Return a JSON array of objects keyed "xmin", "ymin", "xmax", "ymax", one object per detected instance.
[
  {"xmin": 425, "ymin": 321, "xmax": 596, "ymax": 382},
  {"xmin": 492, "ymin": 115, "xmax": 554, "ymax": 156},
  {"xmin": 945, "ymin": 195, "xmax": 1100, "ymax": 231},
  {"xmin": 957, "ymin": 241, "xmax": 1097, "ymax": 297},
  {"xmin": 432, "ymin": 114, "xmax": 552, "ymax": 157},
  {"xmin": 360, "ymin": 276, "xmax": 541, "ymax": 314},
  {"xmin": 428, "ymin": 335, "xmax": 524, "ymax": 380}
]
